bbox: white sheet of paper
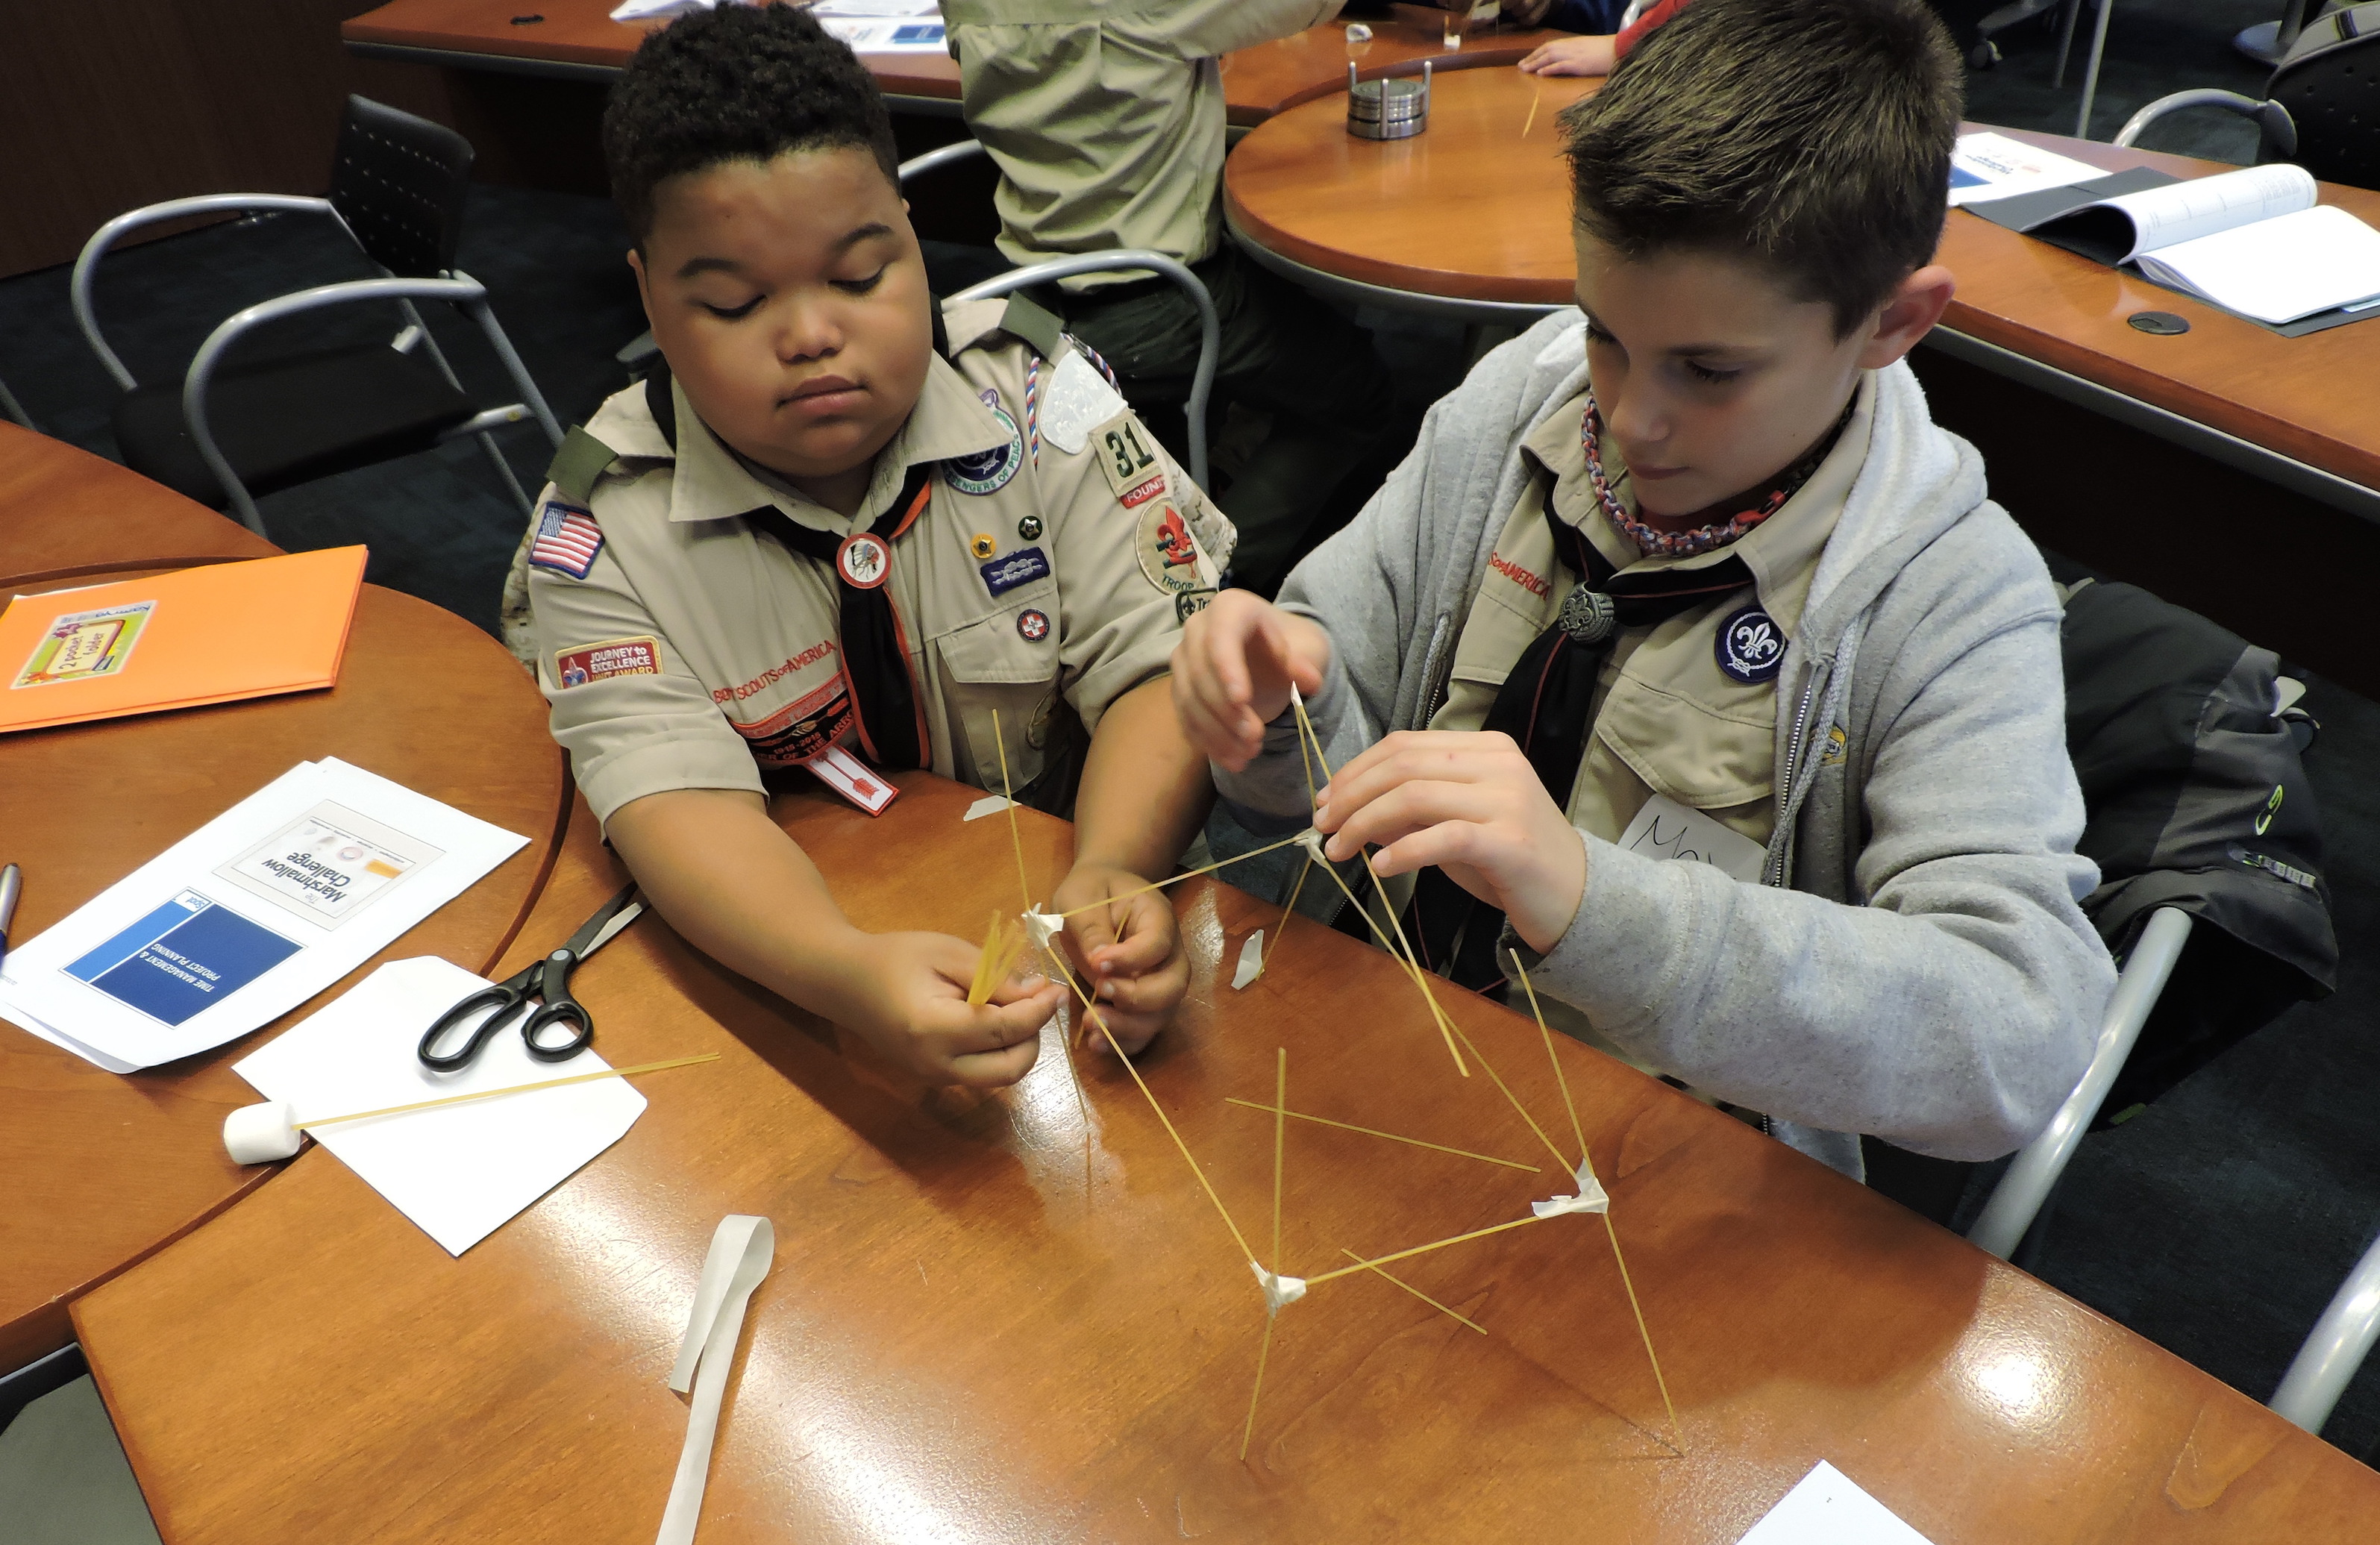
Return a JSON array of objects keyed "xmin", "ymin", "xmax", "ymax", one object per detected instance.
[
  {"xmin": 819, "ymin": 16, "xmax": 946, "ymax": 50},
  {"xmin": 812, "ymin": 0, "xmax": 939, "ymax": 16},
  {"xmin": 1946, "ymin": 131, "xmax": 2102, "ymax": 208},
  {"xmin": 610, "ymin": 0, "xmax": 712, "ymax": 19},
  {"xmin": 963, "ymin": 794, "xmax": 1015, "ymax": 821},
  {"xmin": 1038, "ymin": 351, "xmax": 1130, "ymax": 456},
  {"xmin": 235, "ymin": 956, "xmax": 645, "ymax": 1256},
  {"xmin": 2094, "ymin": 162, "xmax": 2317, "ymax": 263},
  {"xmin": 1614, "ymin": 791, "xmax": 1767, "ymax": 883},
  {"xmin": 0, "ymin": 759, "xmax": 526, "ymax": 1072},
  {"xmin": 1736, "ymin": 1462, "xmax": 1935, "ymax": 1544}
]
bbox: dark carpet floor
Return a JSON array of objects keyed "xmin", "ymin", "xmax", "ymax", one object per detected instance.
[{"xmin": 1, "ymin": 0, "xmax": 2373, "ymax": 1462}]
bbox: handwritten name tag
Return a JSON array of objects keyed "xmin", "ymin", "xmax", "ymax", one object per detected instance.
[{"xmin": 1615, "ymin": 792, "xmax": 1767, "ymax": 883}]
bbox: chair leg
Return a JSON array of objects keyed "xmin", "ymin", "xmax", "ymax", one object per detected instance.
[
  {"xmin": 475, "ymin": 431, "xmax": 535, "ymax": 516},
  {"xmin": 2270, "ymin": 1226, "xmax": 2380, "ymax": 1435},
  {"xmin": 2076, "ymin": 0, "xmax": 2117, "ymax": 138},
  {"xmin": 0, "ymin": 374, "xmax": 31, "ymax": 430},
  {"xmin": 2052, "ymin": 0, "xmax": 2082, "ymax": 87}
]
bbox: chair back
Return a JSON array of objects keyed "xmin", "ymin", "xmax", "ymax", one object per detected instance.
[
  {"xmin": 2269, "ymin": 4, "xmax": 2380, "ymax": 186},
  {"xmin": 2057, "ymin": 571, "xmax": 2335, "ymax": 1118},
  {"xmin": 328, "ymin": 95, "xmax": 475, "ymax": 279}
]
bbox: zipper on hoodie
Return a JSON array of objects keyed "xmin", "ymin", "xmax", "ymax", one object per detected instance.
[{"xmin": 1765, "ymin": 670, "xmax": 1823, "ymax": 887}]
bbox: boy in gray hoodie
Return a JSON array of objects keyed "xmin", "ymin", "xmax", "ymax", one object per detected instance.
[{"xmin": 1171, "ymin": 0, "xmax": 2114, "ymax": 1177}]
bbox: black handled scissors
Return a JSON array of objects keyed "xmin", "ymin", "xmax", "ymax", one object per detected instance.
[{"xmin": 417, "ymin": 885, "xmax": 645, "ymax": 1072}]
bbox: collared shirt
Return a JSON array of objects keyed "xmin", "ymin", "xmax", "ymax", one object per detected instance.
[
  {"xmin": 512, "ymin": 297, "xmax": 1233, "ymax": 826},
  {"xmin": 1431, "ymin": 373, "xmax": 1877, "ymax": 851},
  {"xmin": 942, "ymin": 0, "xmax": 1344, "ymax": 289}
]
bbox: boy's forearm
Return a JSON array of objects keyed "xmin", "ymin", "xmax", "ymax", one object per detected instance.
[
  {"xmin": 1071, "ymin": 676, "xmax": 1213, "ymax": 880},
  {"xmin": 604, "ymin": 787, "xmax": 877, "ymax": 1024}
]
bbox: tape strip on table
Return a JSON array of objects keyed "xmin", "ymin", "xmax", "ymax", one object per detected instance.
[{"xmin": 656, "ymin": 1214, "xmax": 776, "ymax": 1545}]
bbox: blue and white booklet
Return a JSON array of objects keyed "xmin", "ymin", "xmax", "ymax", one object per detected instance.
[{"xmin": 0, "ymin": 757, "xmax": 525, "ymax": 1072}]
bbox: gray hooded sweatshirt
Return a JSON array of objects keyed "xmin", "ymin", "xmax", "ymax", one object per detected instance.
[{"xmin": 1217, "ymin": 311, "xmax": 2116, "ymax": 1176}]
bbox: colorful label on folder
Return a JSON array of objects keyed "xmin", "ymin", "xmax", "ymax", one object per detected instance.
[
  {"xmin": 12, "ymin": 600, "xmax": 155, "ymax": 689},
  {"xmin": 65, "ymin": 890, "xmax": 304, "ymax": 1026}
]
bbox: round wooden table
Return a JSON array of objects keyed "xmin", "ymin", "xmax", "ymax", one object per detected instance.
[
  {"xmin": 0, "ymin": 424, "xmax": 275, "ymax": 589},
  {"xmin": 0, "ymin": 560, "xmax": 568, "ymax": 1372},
  {"xmin": 1225, "ymin": 65, "xmax": 1595, "ymax": 322},
  {"xmin": 67, "ymin": 774, "xmax": 2380, "ymax": 1541}
]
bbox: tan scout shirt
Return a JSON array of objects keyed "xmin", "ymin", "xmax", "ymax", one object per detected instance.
[
  {"xmin": 516, "ymin": 298, "xmax": 1233, "ymax": 827},
  {"xmin": 942, "ymin": 0, "xmax": 1344, "ymax": 289},
  {"xmin": 1430, "ymin": 373, "xmax": 1877, "ymax": 852}
]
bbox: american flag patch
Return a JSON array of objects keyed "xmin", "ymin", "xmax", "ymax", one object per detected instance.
[{"xmin": 527, "ymin": 501, "xmax": 604, "ymax": 579}]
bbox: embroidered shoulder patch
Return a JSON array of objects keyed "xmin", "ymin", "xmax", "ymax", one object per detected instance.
[
  {"xmin": 527, "ymin": 500, "xmax": 604, "ymax": 579},
  {"xmin": 1137, "ymin": 502, "xmax": 1204, "ymax": 595},
  {"xmin": 553, "ymin": 636, "xmax": 660, "ymax": 689}
]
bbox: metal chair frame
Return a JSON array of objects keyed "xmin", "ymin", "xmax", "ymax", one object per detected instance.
[
  {"xmin": 1967, "ymin": 905, "xmax": 2194, "ymax": 1260},
  {"xmin": 904, "ymin": 140, "xmax": 1218, "ymax": 491},
  {"xmin": 2114, "ymin": 89, "xmax": 2300, "ymax": 158},
  {"xmin": 71, "ymin": 193, "xmax": 562, "ymax": 537}
]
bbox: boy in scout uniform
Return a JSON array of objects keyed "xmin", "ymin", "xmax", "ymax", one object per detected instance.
[
  {"xmin": 941, "ymin": 0, "xmax": 1394, "ymax": 595},
  {"xmin": 1173, "ymin": 0, "xmax": 2117, "ymax": 1178},
  {"xmin": 507, "ymin": 4, "xmax": 1228, "ymax": 1087}
]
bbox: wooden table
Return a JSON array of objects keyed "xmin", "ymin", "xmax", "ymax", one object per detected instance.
[
  {"xmin": 0, "ymin": 425, "xmax": 275, "ymax": 590},
  {"xmin": 339, "ymin": 1, "xmax": 1570, "ymax": 125},
  {"xmin": 0, "ymin": 560, "xmax": 568, "ymax": 1372},
  {"xmin": 1226, "ymin": 78, "xmax": 2380, "ymax": 512},
  {"xmin": 72, "ymin": 774, "xmax": 2380, "ymax": 1540}
]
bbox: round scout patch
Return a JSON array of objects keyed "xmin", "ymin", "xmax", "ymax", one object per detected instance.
[
  {"xmin": 1716, "ymin": 604, "xmax": 1787, "ymax": 684},
  {"xmin": 1136, "ymin": 501, "xmax": 1204, "ymax": 595},
  {"xmin": 836, "ymin": 532, "xmax": 892, "ymax": 589},
  {"xmin": 969, "ymin": 532, "xmax": 997, "ymax": 560},
  {"xmin": 1017, "ymin": 515, "xmax": 1044, "ymax": 542},
  {"xmin": 1017, "ymin": 608, "xmax": 1050, "ymax": 642},
  {"xmin": 947, "ymin": 400, "xmax": 1024, "ymax": 497}
]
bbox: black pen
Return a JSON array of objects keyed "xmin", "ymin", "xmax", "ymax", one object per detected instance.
[{"xmin": 0, "ymin": 863, "xmax": 19, "ymax": 974}]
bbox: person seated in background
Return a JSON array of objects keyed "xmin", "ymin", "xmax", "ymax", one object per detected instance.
[
  {"xmin": 1510, "ymin": 0, "xmax": 1688, "ymax": 76},
  {"xmin": 941, "ymin": 0, "xmax": 1396, "ymax": 597},
  {"xmin": 510, "ymin": 3, "xmax": 1228, "ymax": 1086},
  {"xmin": 1172, "ymin": 0, "xmax": 2115, "ymax": 1178}
]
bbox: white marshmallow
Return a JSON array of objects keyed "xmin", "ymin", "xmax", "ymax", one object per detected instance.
[{"xmin": 222, "ymin": 1100, "xmax": 303, "ymax": 1165}]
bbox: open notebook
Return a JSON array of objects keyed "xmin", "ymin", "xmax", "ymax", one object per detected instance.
[{"xmin": 1967, "ymin": 162, "xmax": 2380, "ymax": 330}]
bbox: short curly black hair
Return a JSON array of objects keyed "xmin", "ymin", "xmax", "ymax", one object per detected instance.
[{"xmin": 604, "ymin": 1, "xmax": 901, "ymax": 246}]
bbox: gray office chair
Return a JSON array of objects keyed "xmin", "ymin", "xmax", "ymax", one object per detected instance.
[
  {"xmin": 72, "ymin": 95, "xmax": 562, "ymax": 539},
  {"xmin": 2116, "ymin": 2, "xmax": 2380, "ymax": 185},
  {"xmin": 1970, "ymin": 578, "xmax": 2332, "ymax": 1262}
]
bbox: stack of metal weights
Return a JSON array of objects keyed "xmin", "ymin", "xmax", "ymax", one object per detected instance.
[{"xmin": 1346, "ymin": 60, "xmax": 1430, "ymax": 141}]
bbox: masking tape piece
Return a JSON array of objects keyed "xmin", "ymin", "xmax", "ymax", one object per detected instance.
[
  {"xmin": 1231, "ymin": 931, "xmax": 1264, "ymax": 990},
  {"xmin": 656, "ymin": 1215, "xmax": 774, "ymax": 1545}
]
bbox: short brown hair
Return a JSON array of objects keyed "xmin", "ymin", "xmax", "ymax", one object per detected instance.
[{"xmin": 1560, "ymin": 0, "xmax": 1961, "ymax": 336}]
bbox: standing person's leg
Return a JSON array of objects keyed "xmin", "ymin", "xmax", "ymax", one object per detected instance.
[{"xmin": 1058, "ymin": 251, "xmax": 1394, "ymax": 595}]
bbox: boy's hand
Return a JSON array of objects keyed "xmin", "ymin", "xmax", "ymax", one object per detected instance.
[
  {"xmin": 1048, "ymin": 863, "xmax": 1190, "ymax": 1056},
  {"xmin": 1518, "ymin": 36, "xmax": 1618, "ymax": 76},
  {"xmin": 1313, "ymin": 730, "xmax": 1587, "ymax": 954},
  {"xmin": 1171, "ymin": 590, "xmax": 1333, "ymax": 773},
  {"xmin": 846, "ymin": 930, "xmax": 1065, "ymax": 1088}
]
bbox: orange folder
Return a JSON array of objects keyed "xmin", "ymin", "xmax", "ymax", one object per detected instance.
[{"xmin": 0, "ymin": 546, "xmax": 366, "ymax": 735}]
